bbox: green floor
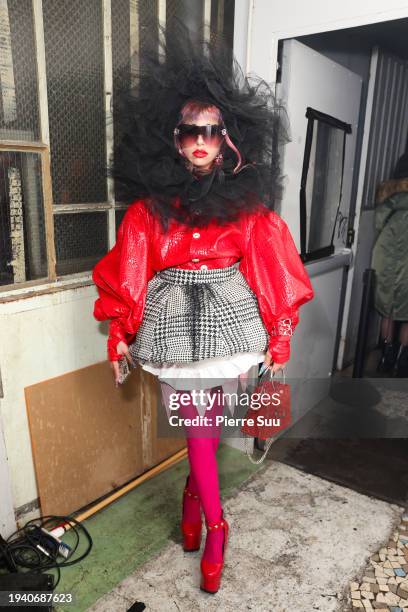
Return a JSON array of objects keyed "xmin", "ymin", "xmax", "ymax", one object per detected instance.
[{"xmin": 53, "ymin": 443, "xmax": 263, "ymax": 612}]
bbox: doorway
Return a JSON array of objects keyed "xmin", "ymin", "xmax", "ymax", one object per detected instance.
[{"xmin": 279, "ymin": 18, "xmax": 408, "ymax": 375}]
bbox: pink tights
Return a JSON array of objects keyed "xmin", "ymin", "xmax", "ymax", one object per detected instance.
[{"xmin": 164, "ymin": 383, "xmax": 226, "ymax": 563}]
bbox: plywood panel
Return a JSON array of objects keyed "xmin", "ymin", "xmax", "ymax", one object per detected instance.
[{"xmin": 25, "ymin": 362, "xmax": 185, "ymax": 515}]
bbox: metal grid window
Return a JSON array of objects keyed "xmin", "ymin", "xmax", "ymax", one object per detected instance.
[
  {"xmin": 0, "ymin": 0, "xmax": 40, "ymax": 142},
  {"xmin": 0, "ymin": 0, "xmax": 234, "ymax": 293}
]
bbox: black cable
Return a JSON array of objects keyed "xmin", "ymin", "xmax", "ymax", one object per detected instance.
[{"xmin": 3, "ymin": 514, "xmax": 93, "ymax": 589}]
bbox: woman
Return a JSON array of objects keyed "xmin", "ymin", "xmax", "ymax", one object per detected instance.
[
  {"xmin": 371, "ymin": 151, "xmax": 408, "ymax": 377},
  {"xmin": 92, "ymin": 21, "xmax": 314, "ymax": 593}
]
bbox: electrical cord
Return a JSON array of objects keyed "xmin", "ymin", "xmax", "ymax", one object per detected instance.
[{"xmin": 2, "ymin": 514, "xmax": 93, "ymax": 589}]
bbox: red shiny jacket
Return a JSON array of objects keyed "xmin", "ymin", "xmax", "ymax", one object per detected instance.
[{"xmin": 92, "ymin": 198, "xmax": 314, "ymax": 363}]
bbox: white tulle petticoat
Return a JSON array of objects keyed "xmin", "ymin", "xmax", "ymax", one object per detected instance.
[{"xmin": 139, "ymin": 350, "xmax": 265, "ymax": 421}]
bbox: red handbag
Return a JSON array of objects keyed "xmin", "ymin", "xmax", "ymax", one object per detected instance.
[{"xmin": 241, "ymin": 367, "xmax": 291, "ymax": 463}]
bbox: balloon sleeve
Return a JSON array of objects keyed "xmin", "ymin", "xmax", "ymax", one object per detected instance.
[
  {"xmin": 92, "ymin": 200, "xmax": 155, "ymax": 361},
  {"xmin": 239, "ymin": 208, "xmax": 314, "ymax": 363}
]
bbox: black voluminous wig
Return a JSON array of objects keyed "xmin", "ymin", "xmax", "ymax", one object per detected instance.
[{"xmin": 108, "ymin": 18, "xmax": 290, "ymax": 231}]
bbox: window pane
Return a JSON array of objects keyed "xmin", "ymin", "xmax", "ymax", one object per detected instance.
[
  {"xmin": 139, "ymin": 0, "xmax": 159, "ymax": 68},
  {"xmin": 111, "ymin": 0, "xmax": 131, "ymax": 164},
  {"xmin": 112, "ymin": 0, "xmax": 160, "ymax": 103},
  {"xmin": 112, "ymin": 0, "xmax": 130, "ymax": 92},
  {"xmin": 222, "ymin": 0, "xmax": 235, "ymax": 50},
  {"xmin": 54, "ymin": 212, "xmax": 108, "ymax": 275},
  {"xmin": 166, "ymin": 0, "xmax": 202, "ymax": 42},
  {"xmin": 42, "ymin": 0, "xmax": 107, "ymax": 205},
  {"xmin": 0, "ymin": 0, "xmax": 40, "ymax": 141},
  {"xmin": 111, "ymin": 0, "xmax": 159, "ymax": 202},
  {"xmin": 306, "ymin": 121, "xmax": 345, "ymax": 253},
  {"xmin": 0, "ymin": 151, "xmax": 47, "ymax": 286}
]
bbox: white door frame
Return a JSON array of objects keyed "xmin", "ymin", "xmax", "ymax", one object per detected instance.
[{"xmin": 248, "ymin": 3, "xmax": 408, "ymax": 79}]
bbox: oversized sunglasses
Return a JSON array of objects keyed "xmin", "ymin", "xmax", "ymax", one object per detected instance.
[{"xmin": 174, "ymin": 123, "xmax": 227, "ymax": 147}]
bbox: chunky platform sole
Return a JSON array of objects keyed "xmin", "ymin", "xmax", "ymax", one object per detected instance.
[
  {"xmin": 200, "ymin": 512, "xmax": 229, "ymax": 593},
  {"xmin": 181, "ymin": 524, "xmax": 202, "ymax": 552}
]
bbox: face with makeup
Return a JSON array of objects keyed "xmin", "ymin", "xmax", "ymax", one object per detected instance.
[{"xmin": 177, "ymin": 114, "xmax": 225, "ymax": 172}]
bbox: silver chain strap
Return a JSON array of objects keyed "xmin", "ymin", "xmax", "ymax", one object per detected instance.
[
  {"xmin": 243, "ymin": 366, "xmax": 286, "ymax": 465},
  {"xmin": 244, "ymin": 434, "xmax": 275, "ymax": 464}
]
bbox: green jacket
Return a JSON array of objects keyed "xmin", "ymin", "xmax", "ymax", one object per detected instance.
[{"xmin": 371, "ymin": 178, "xmax": 408, "ymax": 320}]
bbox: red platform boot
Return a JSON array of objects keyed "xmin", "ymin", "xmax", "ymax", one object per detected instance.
[
  {"xmin": 181, "ymin": 475, "xmax": 202, "ymax": 551},
  {"xmin": 200, "ymin": 510, "xmax": 229, "ymax": 593}
]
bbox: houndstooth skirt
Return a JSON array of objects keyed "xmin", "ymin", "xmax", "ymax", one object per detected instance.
[{"xmin": 129, "ymin": 263, "xmax": 269, "ymax": 364}]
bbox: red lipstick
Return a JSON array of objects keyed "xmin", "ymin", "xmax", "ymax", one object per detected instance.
[{"xmin": 193, "ymin": 150, "xmax": 208, "ymax": 157}]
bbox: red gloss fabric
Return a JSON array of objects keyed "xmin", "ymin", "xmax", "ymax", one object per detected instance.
[
  {"xmin": 241, "ymin": 377, "xmax": 292, "ymax": 440},
  {"xmin": 92, "ymin": 198, "xmax": 315, "ymax": 362}
]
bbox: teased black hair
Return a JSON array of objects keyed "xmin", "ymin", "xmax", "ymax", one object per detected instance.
[{"xmin": 108, "ymin": 18, "xmax": 290, "ymax": 231}]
